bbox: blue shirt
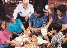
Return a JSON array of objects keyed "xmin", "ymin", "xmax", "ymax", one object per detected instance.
[
  {"xmin": 52, "ymin": 12, "xmax": 67, "ymax": 24},
  {"xmin": 8, "ymin": 19, "xmax": 23, "ymax": 34},
  {"xmin": 29, "ymin": 13, "xmax": 48, "ymax": 28}
]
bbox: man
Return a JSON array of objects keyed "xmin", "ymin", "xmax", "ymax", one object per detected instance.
[
  {"xmin": 29, "ymin": 7, "xmax": 48, "ymax": 36},
  {"xmin": 13, "ymin": 0, "xmax": 34, "ymax": 29}
]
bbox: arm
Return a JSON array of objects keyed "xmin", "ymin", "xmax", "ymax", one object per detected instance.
[
  {"xmin": 6, "ymin": 40, "xmax": 20, "ymax": 46},
  {"xmin": 29, "ymin": 23, "xmax": 41, "ymax": 32},
  {"xmin": 28, "ymin": 4, "xmax": 34, "ymax": 17},
  {"xmin": 62, "ymin": 37, "xmax": 67, "ymax": 44},
  {"xmin": 13, "ymin": 4, "xmax": 20, "ymax": 19},
  {"xmin": 25, "ymin": 4, "xmax": 34, "ymax": 21},
  {"xmin": 21, "ymin": 25, "xmax": 25, "ymax": 31},
  {"xmin": 45, "ymin": 17, "xmax": 53, "ymax": 29},
  {"xmin": 17, "ymin": 19, "xmax": 26, "ymax": 31},
  {"xmin": 6, "ymin": 40, "xmax": 16, "ymax": 44}
]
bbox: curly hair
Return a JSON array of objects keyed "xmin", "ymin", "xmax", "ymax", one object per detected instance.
[{"xmin": 57, "ymin": 4, "xmax": 66, "ymax": 14}]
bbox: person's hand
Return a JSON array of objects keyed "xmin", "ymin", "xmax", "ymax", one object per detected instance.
[
  {"xmin": 48, "ymin": 32, "xmax": 52, "ymax": 36},
  {"xmin": 44, "ymin": 35, "xmax": 48, "ymax": 40},
  {"xmin": 44, "ymin": 25, "xmax": 48, "ymax": 30},
  {"xmin": 14, "ymin": 41, "xmax": 21, "ymax": 47},
  {"xmin": 30, "ymin": 27, "xmax": 34, "ymax": 32},
  {"xmin": 25, "ymin": 15, "xmax": 29, "ymax": 22}
]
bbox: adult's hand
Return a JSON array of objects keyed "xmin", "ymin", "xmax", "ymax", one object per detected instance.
[{"xmin": 25, "ymin": 15, "xmax": 29, "ymax": 22}]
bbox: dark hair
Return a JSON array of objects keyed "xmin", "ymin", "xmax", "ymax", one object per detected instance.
[
  {"xmin": 62, "ymin": 28, "xmax": 67, "ymax": 35},
  {"xmin": 9, "ymin": 16, "xmax": 15, "ymax": 23},
  {"xmin": 6, "ymin": 14, "xmax": 14, "ymax": 22},
  {"xmin": 34, "ymin": 7, "xmax": 44, "ymax": 14},
  {"xmin": 0, "ymin": 20, "xmax": 6, "ymax": 31},
  {"xmin": 51, "ymin": 23, "xmax": 62, "ymax": 32},
  {"xmin": 57, "ymin": 4, "xmax": 66, "ymax": 14},
  {"xmin": 10, "ymin": 16, "xmax": 14, "ymax": 19}
]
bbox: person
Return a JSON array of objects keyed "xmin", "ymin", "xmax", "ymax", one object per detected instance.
[
  {"xmin": 29, "ymin": 7, "xmax": 48, "ymax": 36},
  {"xmin": 8, "ymin": 16, "xmax": 25, "ymax": 40},
  {"xmin": 46, "ymin": 4, "xmax": 67, "ymax": 31},
  {"xmin": 0, "ymin": 20, "xmax": 20, "ymax": 48},
  {"xmin": 13, "ymin": 0, "xmax": 34, "ymax": 29},
  {"xmin": 61, "ymin": 28, "xmax": 67, "ymax": 48},
  {"xmin": 48, "ymin": 23, "xmax": 63, "ymax": 48}
]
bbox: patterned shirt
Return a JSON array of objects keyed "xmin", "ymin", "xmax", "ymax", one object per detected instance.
[
  {"xmin": 29, "ymin": 13, "xmax": 48, "ymax": 28},
  {"xmin": 51, "ymin": 32, "xmax": 63, "ymax": 48}
]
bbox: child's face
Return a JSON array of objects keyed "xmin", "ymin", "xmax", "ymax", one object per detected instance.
[
  {"xmin": 1, "ymin": 21, "xmax": 6, "ymax": 30},
  {"xmin": 52, "ymin": 28, "xmax": 56, "ymax": 34},
  {"xmin": 11, "ymin": 18, "xmax": 15, "ymax": 23},
  {"xmin": 34, "ymin": 12, "xmax": 41, "ymax": 17}
]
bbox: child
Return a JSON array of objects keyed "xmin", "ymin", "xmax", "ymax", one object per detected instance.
[
  {"xmin": 0, "ymin": 20, "xmax": 19, "ymax": 48},
  {"xmin": 8, "ymin": 16, "xmax": 25, "ymax": 40},
  {"xmin": 49, "ymin": 23, "xmax": 63, "ymax": 48}
]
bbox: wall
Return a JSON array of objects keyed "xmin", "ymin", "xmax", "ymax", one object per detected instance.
[{"xmin": 48, "ymin": 0, "xmax": 67, "ymax": 6}]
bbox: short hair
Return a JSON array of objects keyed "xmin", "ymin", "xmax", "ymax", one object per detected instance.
[
  {"xmin": 51, "ymin": 23, "xmax": 62, "ymax": 32},
  {"xmin": 57, "ymin": 4, "xmax": 66, "ymax": 14},
  {"xmin": 34, "ymin": 7, "xmax": 44, "ymax": 14}
]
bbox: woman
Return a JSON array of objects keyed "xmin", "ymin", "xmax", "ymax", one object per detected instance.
[{"xmin": 46, "ymin": 4, "xmax": 67, "ymax": 30}]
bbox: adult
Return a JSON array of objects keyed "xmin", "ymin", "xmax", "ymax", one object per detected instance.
[
  {"xmin": 13, "ymin": 0, "xmax": 34, "ymax": 29},
  {"xmin": 29, "ymin": 7, "xmax": 48, "ymax": 36},
  {"xmin": 46, "ymin": 4, "xmax": 67, "ymax": 30}
]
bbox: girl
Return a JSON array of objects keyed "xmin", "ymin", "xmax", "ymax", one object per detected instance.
[{"xmin": 0, "ymin": 20, "xmax": 19, "ymax": 48}]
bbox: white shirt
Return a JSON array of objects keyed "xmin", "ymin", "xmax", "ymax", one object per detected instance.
[{"xmin": 13, "ymin": 4, "xmax": 34, "ymax": 19}]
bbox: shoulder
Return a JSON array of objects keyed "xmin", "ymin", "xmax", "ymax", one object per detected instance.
[
  {"xmin": 41, "ymin": 14, "xmax": 47, "ymax": 18},
  {"xmin": 9, "ymin": 22, "xmax": 14, "ymax": 27},
  {"xmin": 0, "ymin": 31, "xmax": 3, "ymax": 35},
  {"xmin": 16, "ymin": 4, "xmax": 22, "ymax": 8},
  {"xmin": 9, "ymin": 22, "xmax": 13, "ymax": 25},
  {"xmin": 16, "ymin": 19, "xmax": 21, "ymax": 22},
  {"xmin": 17, "ymin": 4, "xmax": 22, "ymax": 6},
  {"xmin": 28, "ymin": 4, "xmax": 33, "ymax": 7},
  {"xmin": 43, "ymin": 14, "xmax": 47, "ymax": 17},
  {"xmin": 63, "ymin": 14, "xmax": 67, "ymax": 18},
  {"xmin": 30, "ymin": 13, "xmax": 35, "ymax": 18},
  {"xmin": 16, "ymin": 19, "xmax": 21, "ymax": 21}
]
